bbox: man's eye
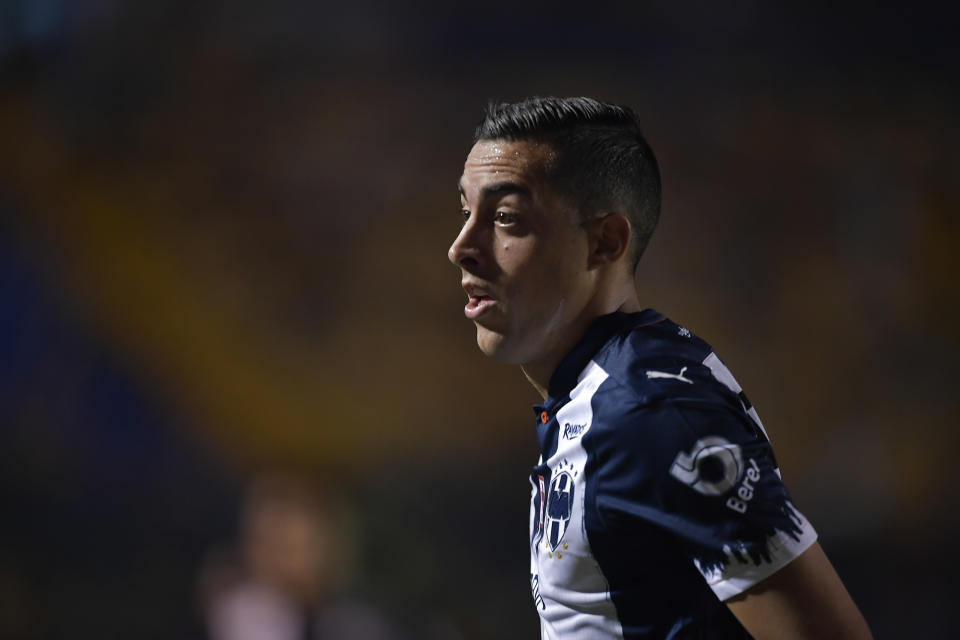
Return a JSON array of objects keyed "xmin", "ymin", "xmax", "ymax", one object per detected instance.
[
  {"xmin": 459, "ymin": 208, "xmax": 470, "ymax": 223},
  {"xmin": 495, "ymin": 211, "xmax": 517, "ymax": 225}
]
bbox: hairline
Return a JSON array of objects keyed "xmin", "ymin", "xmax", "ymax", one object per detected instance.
[
  {"xmin": 469, "ymin": 136, "xmax": 594, "ymax": 231},
  {"xmin": 472, "ymin": 134, "xmax": 631, "ymax": 224}
]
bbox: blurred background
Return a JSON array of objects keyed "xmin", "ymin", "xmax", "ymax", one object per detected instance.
[{"xmin": 0, "ymin": 1, "xmax": 957, "ymax": 638}]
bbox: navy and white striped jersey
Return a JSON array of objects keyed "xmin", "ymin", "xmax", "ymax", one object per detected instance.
[{"xmin": 528, "ymin": 310, "xmax": 817, "ymax": 639}]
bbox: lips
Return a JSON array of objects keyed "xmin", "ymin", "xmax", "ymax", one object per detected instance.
[
  {"xmin": 462, "ymin": 282, "xmax": 497, "ymax": 320},
  {"xmin": 465, "ymin": 295, "xmax": 496, "ymax": 319}
]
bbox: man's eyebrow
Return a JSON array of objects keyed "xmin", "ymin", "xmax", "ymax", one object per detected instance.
[
  {"xmin": 483, "ymin": 181, "xmax": 531, "ymax": 198},
  {"xmin": 458, "ymin": 180, "xmax": 531, "ymax": 201}
]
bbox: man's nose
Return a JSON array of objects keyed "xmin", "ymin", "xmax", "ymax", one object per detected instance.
[{"xmin": 447, "ymin": 217, "xmax": 484, "ymax": 270}]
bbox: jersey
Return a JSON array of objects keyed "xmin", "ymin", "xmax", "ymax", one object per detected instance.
[{"xmin": 528, "ymin": 310, "xmax": 817, "ymax": 639}]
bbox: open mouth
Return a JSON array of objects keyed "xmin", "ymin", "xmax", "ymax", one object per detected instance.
[{"xmin": 464, "ymin": 295, "xmax": 495, "ymax": 319}]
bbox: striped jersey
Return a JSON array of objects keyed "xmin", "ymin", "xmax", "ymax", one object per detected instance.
[{"xmin": 528, "ymin": 310, "xmax": 817, "ymax": 639}]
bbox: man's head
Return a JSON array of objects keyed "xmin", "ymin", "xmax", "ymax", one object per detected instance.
[
  {"xmin": 474, "ymin": 96, "xmax": 661, "ymax": 271},
  {"xmin": 448, "ymin": 97, "xmax": 660, "ymax": 385}
]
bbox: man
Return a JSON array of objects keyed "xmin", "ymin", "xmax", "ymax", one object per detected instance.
[{"xmin": 448, "ymin": 97, "xmax": 872, "ymax": 639}]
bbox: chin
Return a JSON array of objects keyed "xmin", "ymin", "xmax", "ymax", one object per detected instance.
[
  {"xmin": 475, "ymin": 325, "xmax": 504, "ymax": 357},
  {"xmin": 475, "ymin": 325, "xmax": 527, "ymax": 364}
]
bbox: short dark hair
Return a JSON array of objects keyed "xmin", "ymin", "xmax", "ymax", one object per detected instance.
[{"xmin": 474, "ymin": 96, "xmax": 661, "ymax": 268}]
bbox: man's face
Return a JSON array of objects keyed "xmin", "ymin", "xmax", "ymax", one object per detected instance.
[{"xmin": 448, "ymin": 139, "xmax": 597, "ymax": 367}]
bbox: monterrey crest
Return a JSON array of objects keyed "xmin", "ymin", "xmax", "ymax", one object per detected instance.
[{"xmin": 545, "ymin": 469, "xmax": 575, "ymax": 552}]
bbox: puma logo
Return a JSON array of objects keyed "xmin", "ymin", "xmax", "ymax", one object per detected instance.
[{"xmin": 646, "ymin": 366, "xmax": 694, "ymax": 384}]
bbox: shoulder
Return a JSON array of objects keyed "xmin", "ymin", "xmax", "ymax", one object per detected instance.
[
  {"xmin": 581, "ymin": 316, "xmax": 771, "ymax": 479},
  {"xmin": 590, "ymin": 315, "xmax": 745, "ymax": 418}
]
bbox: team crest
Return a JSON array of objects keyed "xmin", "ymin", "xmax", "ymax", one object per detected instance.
[{"xmin": 545, "ymin": 470, "xmax": 575, "ymax": 551}]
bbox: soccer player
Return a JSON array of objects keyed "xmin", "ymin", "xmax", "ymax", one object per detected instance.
[{"xmin": 448, "ymin": 97, "xmax": 872, "ymax": 639}]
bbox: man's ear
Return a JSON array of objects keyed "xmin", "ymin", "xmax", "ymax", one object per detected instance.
[{"xmin": 587, "ymin": 212, "xmax": 632, "ymax": 268}]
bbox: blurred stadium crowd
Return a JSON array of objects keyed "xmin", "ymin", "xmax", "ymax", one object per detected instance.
[{"xmin": 0, "ymin": 1, "xmax": 957, "ymax": 637}]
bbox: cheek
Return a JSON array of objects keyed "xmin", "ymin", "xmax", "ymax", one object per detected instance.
[
  {"xmin": 495, "ymin": 239, "xmax": 528, "ymax": 279},
  {"xmin": 499, "ymin": 236, "xmax": 570, "ymax": 303}
]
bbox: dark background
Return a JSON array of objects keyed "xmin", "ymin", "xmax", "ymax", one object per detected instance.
[{"xmin": 1, "ymin": 1, "xmax": 957, "ymax": 637}]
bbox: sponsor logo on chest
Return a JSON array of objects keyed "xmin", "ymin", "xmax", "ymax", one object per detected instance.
[{"xmin": 563, "ymin": 422, "xmax": 586, "ymax": 439}]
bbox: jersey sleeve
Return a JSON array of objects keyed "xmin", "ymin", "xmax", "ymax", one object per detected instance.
[{"xmin": 590, "ymin": 396, "xmax": 818, "ymax": 601}]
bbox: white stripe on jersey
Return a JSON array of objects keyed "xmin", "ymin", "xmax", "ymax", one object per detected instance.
[
  {"xmin": 531, "ymin": 360, "xmax": 624, "ymax": 640},
  {"xmin": 702, "ymin": 352, "xmax": 771, "ymax": 443}
]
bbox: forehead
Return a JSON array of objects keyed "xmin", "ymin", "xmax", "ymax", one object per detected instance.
[{"xmin": 459, "ymin": 139, "xmax": 554, "ymax": 197}]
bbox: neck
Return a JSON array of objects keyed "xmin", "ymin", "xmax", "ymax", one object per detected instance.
[{"xmin": 521, "ymin": 289, "xmax": 642, "ymax": 401}]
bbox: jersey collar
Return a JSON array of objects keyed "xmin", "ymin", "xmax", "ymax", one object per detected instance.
[{"xmin": 541, "ymin": 309, "xmax": 664, "ymax": 409}]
